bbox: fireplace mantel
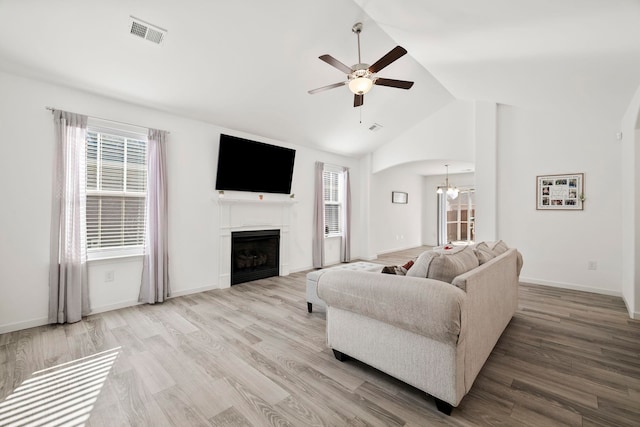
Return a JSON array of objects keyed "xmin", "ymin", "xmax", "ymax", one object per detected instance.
[
  {"xmin": 217, "ymin": 195, "xmax": 293, "ymax": 287},
  {"xmin": 217, "ymin": 196, "xmax": 296, "ymax": 206}
]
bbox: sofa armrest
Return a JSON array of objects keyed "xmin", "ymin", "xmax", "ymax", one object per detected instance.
[
  {"xmin": 317, "ymin": 270, "xmax": 465, "ymax": 346},
  {"xmin": 454, "ymin": 248, "xmax": 519, "ymax": 391}
]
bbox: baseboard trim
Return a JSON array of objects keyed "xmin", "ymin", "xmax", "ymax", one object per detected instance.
[
  {"xmin": 520, "ymin": 277, "xmax": 622, "ymax": 297},
  {"xmin": 0, "ymin": 317, "xmax": 49, "ymax": 334},
  {"xmin": 89, "ymin": 300, "xmax": 141, "ymax": 315},
  {"xmin": 170, "ymin": 284, "xmax": 219, "ymax": 298},
  {"xmin": 377, "ymin": 245, "xmax": 422, "ymax": 256},
  {"xmin": 90, "ymin": 285, "xmax": 222, "ymax": 313},
  {"xmin": 0, "ymin": 285, "xmax": 222, "ymax": 334},
  {"xmin": 621, "ymin": 294, "xmax": 639, "ymax": 319}
]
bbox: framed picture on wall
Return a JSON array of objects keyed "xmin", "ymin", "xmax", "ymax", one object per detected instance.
[
  {"xmin": 536, "ymin": 173, "xmax": 584, "ymax": 210},
  {"xmin": 392, "ymin": 191, "xmax": 408, "ymax": 204}
]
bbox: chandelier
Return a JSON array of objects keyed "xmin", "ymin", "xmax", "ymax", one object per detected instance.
[{"xmin": 436, "ymin": 164, "xmax": 458, "ymax": 199}]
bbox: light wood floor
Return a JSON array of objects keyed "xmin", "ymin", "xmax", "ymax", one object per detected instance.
[{"xmin": 1, "ymin": 246, "xmax": 640, "ymax": 426}]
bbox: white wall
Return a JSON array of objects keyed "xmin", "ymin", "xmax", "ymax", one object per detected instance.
[
  {"xmin": 371, "ymin": 100, "xmax": 475, "ymax": 174},
  {"xmin": 422, "ymin": 173, "xmax": 476, "ymax": 246},
  {"xmin": 620, "ymin": 84, "xmax": 640, "ymax": 318},
  {"xmin": 497, "ymin": 105, "xmax": 622, "ymax": 296},
  {"xmin": 0, "ymin": 71, "xmax": 361, "ymax": 333},
  {"xmin": 370, "ymin": 166, "xmax": 424, "ymax": 255},
  {"xmin": 473, "ymin": 101, "xmax": 498, "ymax": 242}
]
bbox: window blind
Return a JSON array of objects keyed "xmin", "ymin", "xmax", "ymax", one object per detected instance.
[
  {"xmin": 86, "ymin": 130, "xmax": 147, "ymax": 252},
  {"xmin": 323, "ymin": 169, "xmax": 341, "ymax": 235}
]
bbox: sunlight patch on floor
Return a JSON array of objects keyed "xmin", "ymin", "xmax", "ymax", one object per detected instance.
[{"xmin": 0, "ymin": 347, "xmax": 120, "ymax": 427}]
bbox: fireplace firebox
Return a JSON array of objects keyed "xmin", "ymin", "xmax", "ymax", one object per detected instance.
[{"xmin": 231, "ymin": 229, "xmax": 280, "ymax": 285}]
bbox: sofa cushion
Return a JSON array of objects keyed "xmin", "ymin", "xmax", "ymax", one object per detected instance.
[
  {"xmin": 406, "ymin": 250, "xmax": 438, "ymax": 277},
  {"xmin": 474, "ymin": 242, "xmax": 497, "ymax": 265},
  {"xmin": 427, "ymin": 246, "xmax": 479, "ymax": 284}
]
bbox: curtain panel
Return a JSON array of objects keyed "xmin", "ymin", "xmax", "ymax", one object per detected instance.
[
  {"xmin": 340, "ymin": 167, "xmax": 351, "ymax": 263},
  {"xmin": 312, "ymin": 161, "xmax": 325, "ymax": 268},
  {"xmin": 49, "ymin": 110, "xmax": 90, "ymax": 324},
  {"xmin": 139, "ymin": 129, "xmax": 170, "ymax": 303}
]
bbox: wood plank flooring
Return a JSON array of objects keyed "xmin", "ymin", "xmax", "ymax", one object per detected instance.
[{"xmin": 1, "ymin": 246, "xmax": 640, "ymax": 426}]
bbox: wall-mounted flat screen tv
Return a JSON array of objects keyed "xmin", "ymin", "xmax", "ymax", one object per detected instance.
[{"xmin": 215, "ymin": 134, "xmax": 296, "ymax": 194}]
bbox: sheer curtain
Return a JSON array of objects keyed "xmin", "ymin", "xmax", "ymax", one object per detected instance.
[
  {"xmin": 340, "ymin": 167, "xmax": 351, "ymax": 262},
  {"xmin": 312, "ymin": 161, "xmax": 325, "ymax": 268},
  {"xmin": 49, "ymin": 110, "xmax": 90, "ymax": 324},
  {"xmin": 139, "ymin": 129, "xmax": 170, "ymax": 304}
]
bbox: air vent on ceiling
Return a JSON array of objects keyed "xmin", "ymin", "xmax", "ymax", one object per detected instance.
[
  {"xmin": 129, "ymin": 16, "xmax": 166, "ymax": 44},
  {"xmin": 368, "ymin": 123, "xmax": 383, "ymax": 132}
]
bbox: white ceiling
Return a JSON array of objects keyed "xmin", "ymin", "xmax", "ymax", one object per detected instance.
[{"xmin": 1, "ymin": 0, "xmax": 639, "ymax": 166}]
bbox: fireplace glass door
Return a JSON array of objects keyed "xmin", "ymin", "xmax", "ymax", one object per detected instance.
[{"xmin": 231, "ymin": 229, "xmax": 280, "ymax": 285}]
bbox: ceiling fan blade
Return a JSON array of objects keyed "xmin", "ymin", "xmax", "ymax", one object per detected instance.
[
  {"xmin": 369, "ymin": 46, "xmax": 408, "ymax": 73},
  {"xmin": 308, "ymin": 81, "xmax": 347, "ymax": 95},
  {"xmin": 319, "ymin": 54, "xmax": 352, "ymax": 74},
  {"xmin": 354, "ymin": 94, "xmax": 363, "ymax": 107},
  {"xmin": 374, "ymin": 77, "xmax": 414, "ymax": 90}
]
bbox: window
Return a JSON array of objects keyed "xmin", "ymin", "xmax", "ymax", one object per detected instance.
[
  {"xmin": 437, "ymin": 188, "xmax": 475, "ymax": 245},
  {"xmin": 323, "ymin": 167, "xmax": 343, "ymax": 236},
  {"xmin": 85, "ymin": 122, "xmax": 147, "ymax": 259}
]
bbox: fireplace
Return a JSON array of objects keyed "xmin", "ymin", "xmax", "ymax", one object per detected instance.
[{"xmin": 231, "ymin": 229, "xmax": 280, "ymax": 285}]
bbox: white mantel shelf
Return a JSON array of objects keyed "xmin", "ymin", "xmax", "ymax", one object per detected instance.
[{"xmin": 216, "ymin": 197, "xmax": 297, "ymax": 206}]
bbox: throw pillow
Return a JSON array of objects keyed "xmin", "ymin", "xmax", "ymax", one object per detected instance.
[
  {"xmin": 381, "ymin": 265, "xmax": 407, "ymax": 275},
  {"xmin": 406, "ymin": 251, "xmax": 438, "ymax": 277},
  {"xmin": 474, "ymin": 242, "xmax": 497, "ymax": 264},
  {"xmin": 516, "ymin": 250, "xmax": 524, "ymax": 276},
  {"xmin": 490, "ymin": 240, "xmax": 509, "ymax": 255},
  {"xmin": 427, "ymin": 246, "xmax": 479, "ymax": 283}
]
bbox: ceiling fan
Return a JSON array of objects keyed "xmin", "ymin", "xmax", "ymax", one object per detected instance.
[{"xmin": 308, "ymin": 22, "xmax": 414, "ymax": 108}]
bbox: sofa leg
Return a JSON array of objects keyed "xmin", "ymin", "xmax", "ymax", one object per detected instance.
[
  {"xmin": 434, "ymin": 397, "xmax": 453, "ymax": 416},
  {"xmin": 332, "ymin": 349, "xmax": 349, "ymax": 362},
  {"xmin": 307, "ymin": 302, "xmax": 313, "ymax": 313}
]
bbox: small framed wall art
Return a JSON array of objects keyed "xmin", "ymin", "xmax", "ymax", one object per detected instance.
[
  {"xmin": 392, "ymin": 191, "xmax": 408, "ymax": 204},
  {"xmin": 536, "ymin": 173, "xmax": 584, "ymax": 210}
]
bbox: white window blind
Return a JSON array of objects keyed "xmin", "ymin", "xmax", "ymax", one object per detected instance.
[
  {"xmin": 323, "ymin": 168, "xmax": 342, "ymax": 236},
  {"xmin": 86, "ymin": 127, "xmax": 147, "ymax": 257}
]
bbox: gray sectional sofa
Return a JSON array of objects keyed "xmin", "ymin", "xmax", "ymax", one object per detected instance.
[{"xmin": 316, "ymin": 242, "xmax": 522, "ymax": 415}]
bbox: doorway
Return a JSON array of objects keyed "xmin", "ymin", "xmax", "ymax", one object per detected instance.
[{"xmin": 437, "ymin": 189, "xmax": 475, "ymax": 246}]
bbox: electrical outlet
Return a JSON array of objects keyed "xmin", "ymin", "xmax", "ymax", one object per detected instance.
[
  {"xmin": 587, "ymin": 261, "xmax": 597, "ymax": 271},
  {"xmin": 105, "ymin": 271, "xmax": 115, "ymax": 282}
]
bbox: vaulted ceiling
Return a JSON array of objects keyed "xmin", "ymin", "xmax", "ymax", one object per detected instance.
[{"xmin": 1, "ymin": 0, "xmax": 638, "ymax": 159}]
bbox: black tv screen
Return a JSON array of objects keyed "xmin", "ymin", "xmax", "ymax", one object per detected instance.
[{"xmin": 215, "ymin": 134, "xmax": 296, "ymax": 194}]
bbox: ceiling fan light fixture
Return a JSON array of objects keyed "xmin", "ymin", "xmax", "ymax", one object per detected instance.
[
  {"xmin": 348, "ymin": 77, "xmax": 373, "ymax": 95},
  {"xmin": 308, "ymin": 22, "xmax": 413, "ymax": 107}
]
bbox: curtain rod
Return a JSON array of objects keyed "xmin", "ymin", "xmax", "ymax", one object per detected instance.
[{"xmin": 45, "ymin": 106, "xmax": 170, "ymax": 134}]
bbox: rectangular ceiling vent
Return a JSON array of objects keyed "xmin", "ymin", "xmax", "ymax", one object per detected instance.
[
  {"xmin": 369, "ymin": 123, "xmax": 383, "ymax": 132},
  {"xmin": 129, "ymin": 16, "xmax": 166, "ymax": 44}
]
